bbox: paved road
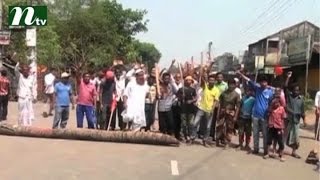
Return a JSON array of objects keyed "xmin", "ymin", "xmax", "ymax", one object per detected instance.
[{"xmin": 0, "ymin": 102, "xmax": 319, "ymax": 180}]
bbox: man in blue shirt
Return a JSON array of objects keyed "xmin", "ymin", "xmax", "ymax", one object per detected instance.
[
  {"xmin": 237, "ymin": 71, "xmax": 274, "ymax": 156},
  {"xmin": 53, "ymin": 72, "xmax": 75, "ymax": 129}
]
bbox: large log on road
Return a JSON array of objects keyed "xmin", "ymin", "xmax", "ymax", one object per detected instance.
[{"xmin": 0, "ymin": 123, "xmax": 179, "ymax": 146}]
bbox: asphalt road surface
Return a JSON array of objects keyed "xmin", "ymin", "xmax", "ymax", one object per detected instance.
[{"xmin": 0, "ymin": 102, "xmax": 319, "ymax": 180}]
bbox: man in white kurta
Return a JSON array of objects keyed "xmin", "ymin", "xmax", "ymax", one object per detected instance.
[
  {"xmin": 123, "ymin": 69, "xmax": 149, "ymax": 131},
  {"xmin": 15, "ymin": 62, "xmax": 37, "ymax": 126}
]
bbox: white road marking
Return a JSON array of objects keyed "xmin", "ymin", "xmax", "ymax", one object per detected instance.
[{"xmin": 171, "ymin": 160, "xmax": 179, "ymax": 176}]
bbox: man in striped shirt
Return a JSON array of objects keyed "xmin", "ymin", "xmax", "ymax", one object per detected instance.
[{"xmin": 0, "ymin": 69, "xmax": 10, "ymax": 121}]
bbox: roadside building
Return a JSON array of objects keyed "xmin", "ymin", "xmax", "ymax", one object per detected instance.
[{"xmin": 244, "ymin": 21, "xmax": 320, "ymax": 96}]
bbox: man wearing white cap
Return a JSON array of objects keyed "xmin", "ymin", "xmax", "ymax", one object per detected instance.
[
  {"xmin": 52, "ymin": 72, "xmax": 74, "ymax": 129},
  {"xmin": 123, "ymin": 69, "xmax": 150, "ymax": 131}
]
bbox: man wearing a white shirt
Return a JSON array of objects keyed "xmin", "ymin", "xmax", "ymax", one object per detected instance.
[
  {"xmin": 44, "ymin": 68, "xmax": 56, "ymax": 117},
  {"xmin": 15, "ymin": 62, "xmax": 37, "ymax": 126},
  {"xmin": 114, "ymin": 68, "xmax": 126, "ymax": 130},
  {"xmin": 315, "ymin": 91, "xmax": 320, "ymax": 140}
]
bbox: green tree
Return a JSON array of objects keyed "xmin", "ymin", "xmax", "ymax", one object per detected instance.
[
  {"xmin": 133, "ymin": 40, "xmax": 161, "ymax": 69},
  {"xmin": 51, "ymin": 0, "xmax": 148, "ymax": 71},
  {"xmin": 37, "ymin": 23, "xmax": 61, "ymax": 67}
]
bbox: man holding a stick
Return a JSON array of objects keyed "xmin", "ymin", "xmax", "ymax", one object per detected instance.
[{"xmin": 99, "ymin": 70, "xmax": 115, "ymax": 130}]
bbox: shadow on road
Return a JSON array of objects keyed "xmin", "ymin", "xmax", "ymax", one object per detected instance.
[{"xmin": 177, "ymin": 148, "xmax": 224, "ymax": 179}]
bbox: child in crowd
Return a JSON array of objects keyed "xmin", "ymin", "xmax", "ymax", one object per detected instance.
[
  {"xmin": 266, "ymin": 97, "xmax": 286, "ymax": 162},
  {"xmin": 238, "ymin": 88, "xmax": 255, "ymax": 150}
]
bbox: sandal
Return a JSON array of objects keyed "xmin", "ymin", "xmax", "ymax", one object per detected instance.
[
  {"xmin": 291, "ymin": 153, "xmax": 301, "ymax": 159},
  {"xmin": 280, "ymin": 157, "xmax": 286, "ymax": 162},
  {"xmin": 263, "ymin": 154, "xmax": 269, "ymax": 159},
  {"xmin": 269, "ymin": 153, "xmax": 276, "ymax": 158}
]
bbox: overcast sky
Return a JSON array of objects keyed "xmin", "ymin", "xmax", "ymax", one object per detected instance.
[{"xmin": 118, "ymin": 0, "xmax": 320, "ymax": 67}]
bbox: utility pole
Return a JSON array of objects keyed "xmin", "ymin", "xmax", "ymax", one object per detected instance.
[
  {"xmin": 26, "ymin": 0, "xmax": 37, "ymax": 98},
  {"xmin": 0, "ymin": 0, "xmax": 3, "ymax": 30},
  {"xmin": 208, "ymin": 41, "xmax": 212, "ymax": 61},
  {"xmin": 305, "ymin": 34, "xmax": 312, "ymax": 97}
]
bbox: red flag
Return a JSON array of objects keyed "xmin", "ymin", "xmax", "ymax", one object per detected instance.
[
  {"xmin": 111, "ymin": 94, "xmax": 117, "ymax": 112},
  {"xmin": 274, "ymin": 65, "xmax": 283, "ymax": 76}
]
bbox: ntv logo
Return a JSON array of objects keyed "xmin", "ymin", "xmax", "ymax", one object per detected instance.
[{"xmin": 9, "ymin": 6, "xmax": 47, "ymax": 26}]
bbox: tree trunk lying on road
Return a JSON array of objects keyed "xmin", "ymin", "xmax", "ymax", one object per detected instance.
[{"xmin": 0, "ymin": 123, "xmax": 179, "ymax": 146}]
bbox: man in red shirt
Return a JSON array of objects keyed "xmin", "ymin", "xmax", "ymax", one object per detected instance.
[
  {"xmin": 76, "ymin": 72, "xmax": 97, "ymax": 129},
  {"xmin": 0, "ymin": 69, "xmax": 10, "ymax": 121}
]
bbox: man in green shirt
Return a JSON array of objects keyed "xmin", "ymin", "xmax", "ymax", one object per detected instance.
[
  {"xmin": 211, "ymin": 72, "xmax": 228, "ymax": 140},
  {"xmin": 214, "ymin": 72, "xmax": 228, "ymax": 94}
]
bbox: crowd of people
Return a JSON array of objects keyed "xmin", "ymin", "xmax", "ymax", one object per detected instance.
[{"xmin": 0, "ymin": 59, "xmax": 319, "ymax": 163}]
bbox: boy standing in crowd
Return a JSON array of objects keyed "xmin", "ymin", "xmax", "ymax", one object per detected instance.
[
  {"xmin": 284, "ymin": 71, "xmax": 306, "ymax": 159},
  {"xmin": 266, "ymin": 96, "xmax": 286, "ymax": 162},
  {"xmin": 238, "ymin": 88, "xmax": 255, "ymax": 150}
]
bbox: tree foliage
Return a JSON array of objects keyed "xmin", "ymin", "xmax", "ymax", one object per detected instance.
[
  {"xmin": 133, "ymin": 40, "xmax": 161, "ymax": 68},
  {"xmin": 1, "ymin": 0, "xmax": 161, "ymax": 72}
]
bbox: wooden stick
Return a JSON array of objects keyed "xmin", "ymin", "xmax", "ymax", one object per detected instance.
[
  {"xmin": 178, "ymin": 63, "xmax": 185, "ymax": 101},
  {"xmin": 199, "ymin": 52, "xmax": 204, "ymax": 85},
  {"xmin": 155, "ymin": 63, "xmax": 161, "ymax": 96},
  {"xmin": 106, "ymin": 109, "xmax": 115, "ymax": 131}
]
